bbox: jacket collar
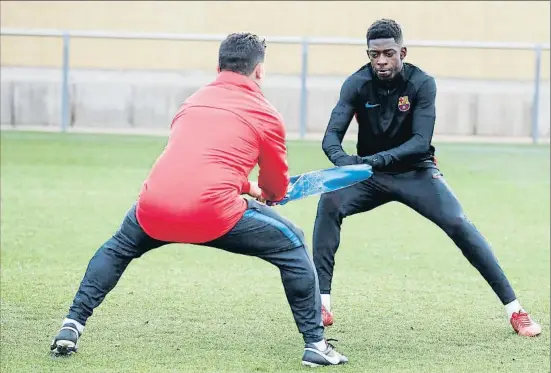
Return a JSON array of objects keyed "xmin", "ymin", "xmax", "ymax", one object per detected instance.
[
  {"xmin": 369, "ymin": 63, "xmax": 407, "ymax": 87},
  {"xmin": 215, "ymin": 71, "xmax": 263, "ymax": 94}
]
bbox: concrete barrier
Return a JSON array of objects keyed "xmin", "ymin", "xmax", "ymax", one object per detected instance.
[
  {"xmin": 1, "ymin": 67, "xmax": 549, "ymax": 139},
  {"xmin": 0, "ymin": 82, "xmax": 13, "ymax": 125}
]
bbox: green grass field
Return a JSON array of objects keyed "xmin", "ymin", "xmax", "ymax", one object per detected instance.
[{"xmin": 1, "ymin": 131, "xmax": 549, "ymax": 373}]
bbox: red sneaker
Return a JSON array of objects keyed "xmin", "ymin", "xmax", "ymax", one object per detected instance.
[
  {"xmin": 510, "ymin": 311, "xmax": 542, "ymax": 337},
  {"xmin": 322, "ymin": 305, "xmax": 334, "ymax": 327}
]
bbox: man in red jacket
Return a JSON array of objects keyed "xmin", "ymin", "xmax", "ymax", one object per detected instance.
[{"xmin": 50, "ymin": 33, "xmax": 347, "ymax": 367}]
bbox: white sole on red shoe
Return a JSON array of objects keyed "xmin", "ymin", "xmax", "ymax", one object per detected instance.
[{"xmin": 517, "ymin": 326, "xmax": 542, "ymax": 337}]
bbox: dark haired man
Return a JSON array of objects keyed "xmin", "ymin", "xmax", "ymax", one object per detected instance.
[
  {"xmin": 50, "ymin": 33, "xmax": 348, "ymax": 367},
  {"xmin": 313, "ymin": 19, "xmax": 541, "ymax": 338}
]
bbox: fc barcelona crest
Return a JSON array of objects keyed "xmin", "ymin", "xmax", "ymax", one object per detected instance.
[{"xmin": 398, "ymin": 96, "xmax": 410, "ymax": 112}]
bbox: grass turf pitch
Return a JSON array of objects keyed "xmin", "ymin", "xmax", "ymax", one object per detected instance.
[{"xmin": 1, "ymin": 131, "xmax": 549, "ymax": 373}]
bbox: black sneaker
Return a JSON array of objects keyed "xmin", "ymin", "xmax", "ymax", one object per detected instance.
[
  {"xmin": 302, "ymin": 339, "xmax": 348, "ymax": 367},
  {"xmin": 50, "ymin": 322, "xmax": 81, "ymax": 355}
]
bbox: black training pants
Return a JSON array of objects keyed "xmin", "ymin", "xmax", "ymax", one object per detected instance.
[
  {"xmin": 67, "ymin": 199, "xmax": 324, "ymax": 344},
  {"xmin": 312, "ymin": 165, "xmax": 516, "ymax": 305}
]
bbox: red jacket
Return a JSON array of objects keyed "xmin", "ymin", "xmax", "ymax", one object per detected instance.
[{"xmin": 136, "ymin": 71, "xmax": 289, "ymax": 243}]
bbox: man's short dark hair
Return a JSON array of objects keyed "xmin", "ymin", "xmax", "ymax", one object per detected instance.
[
  {"xmin": 218, "ymin": 33, "xmax": 267, "ymax": 76},
  {"xmin": 366, "ymin": 19, "xmax": 403, "ymax": 45}
]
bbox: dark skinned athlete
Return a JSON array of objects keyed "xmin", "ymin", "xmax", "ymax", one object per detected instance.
[{"xmin": 313, "ymin": 19, "xmax": 541, "ymax": 338}]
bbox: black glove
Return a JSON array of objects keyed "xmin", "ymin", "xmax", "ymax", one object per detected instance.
[
  {"xmin": 361, "ymin": 154, "xmax": 388, "ymax": 170},
  {"xmin": 335, "ymin": 155, "xmax": 363, "ymax": 167}
]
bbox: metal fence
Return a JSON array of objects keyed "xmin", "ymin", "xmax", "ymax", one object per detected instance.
[{"xmin": 1, "ymin": 28, "xmax": 549, "ymax": 143}]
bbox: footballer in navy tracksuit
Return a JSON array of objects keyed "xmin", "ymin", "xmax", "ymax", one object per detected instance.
[{"xmin": 313, "ymin": 19, "xmax": 541, "ymax": 338}]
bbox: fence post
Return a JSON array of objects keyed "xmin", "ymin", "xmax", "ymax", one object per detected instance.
[
  {"xmin": 61, "ymin": 32, "xmax": 70, "ymax": 132},
  {"xmin": 531, "ymin": 45, "xmax": 542, "ymax": 144},
  {"xmin": 299, "ymin": 39, "xmax": 309, "ymax": 140}
]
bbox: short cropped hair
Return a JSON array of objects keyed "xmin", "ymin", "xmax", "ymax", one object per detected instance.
[
  {"xmin": 218, "ymin": 33, "xmax": 267, "ymax": 76},
  {"xmin": 366, "ymin": 19, "xmax": 403, "ymax": 45}
]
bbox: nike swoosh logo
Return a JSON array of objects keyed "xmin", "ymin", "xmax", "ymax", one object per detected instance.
[{"xmin": 365, "ymin": 103, "xmax": 380, "ymax": 108}]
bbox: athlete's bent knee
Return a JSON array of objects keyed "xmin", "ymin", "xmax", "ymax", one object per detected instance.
[
  {"xmin": 291, "ymin": 263, "xmax": 317, "ymax": 297},
  {"xmin": 317, "ymin": 192, "xmax": 345, "ymax": 218}
]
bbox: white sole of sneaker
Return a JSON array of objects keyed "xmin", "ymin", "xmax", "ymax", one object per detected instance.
[{"xmin": 302, "ymin": 361, "xmax": 322, "ymax": 367}]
